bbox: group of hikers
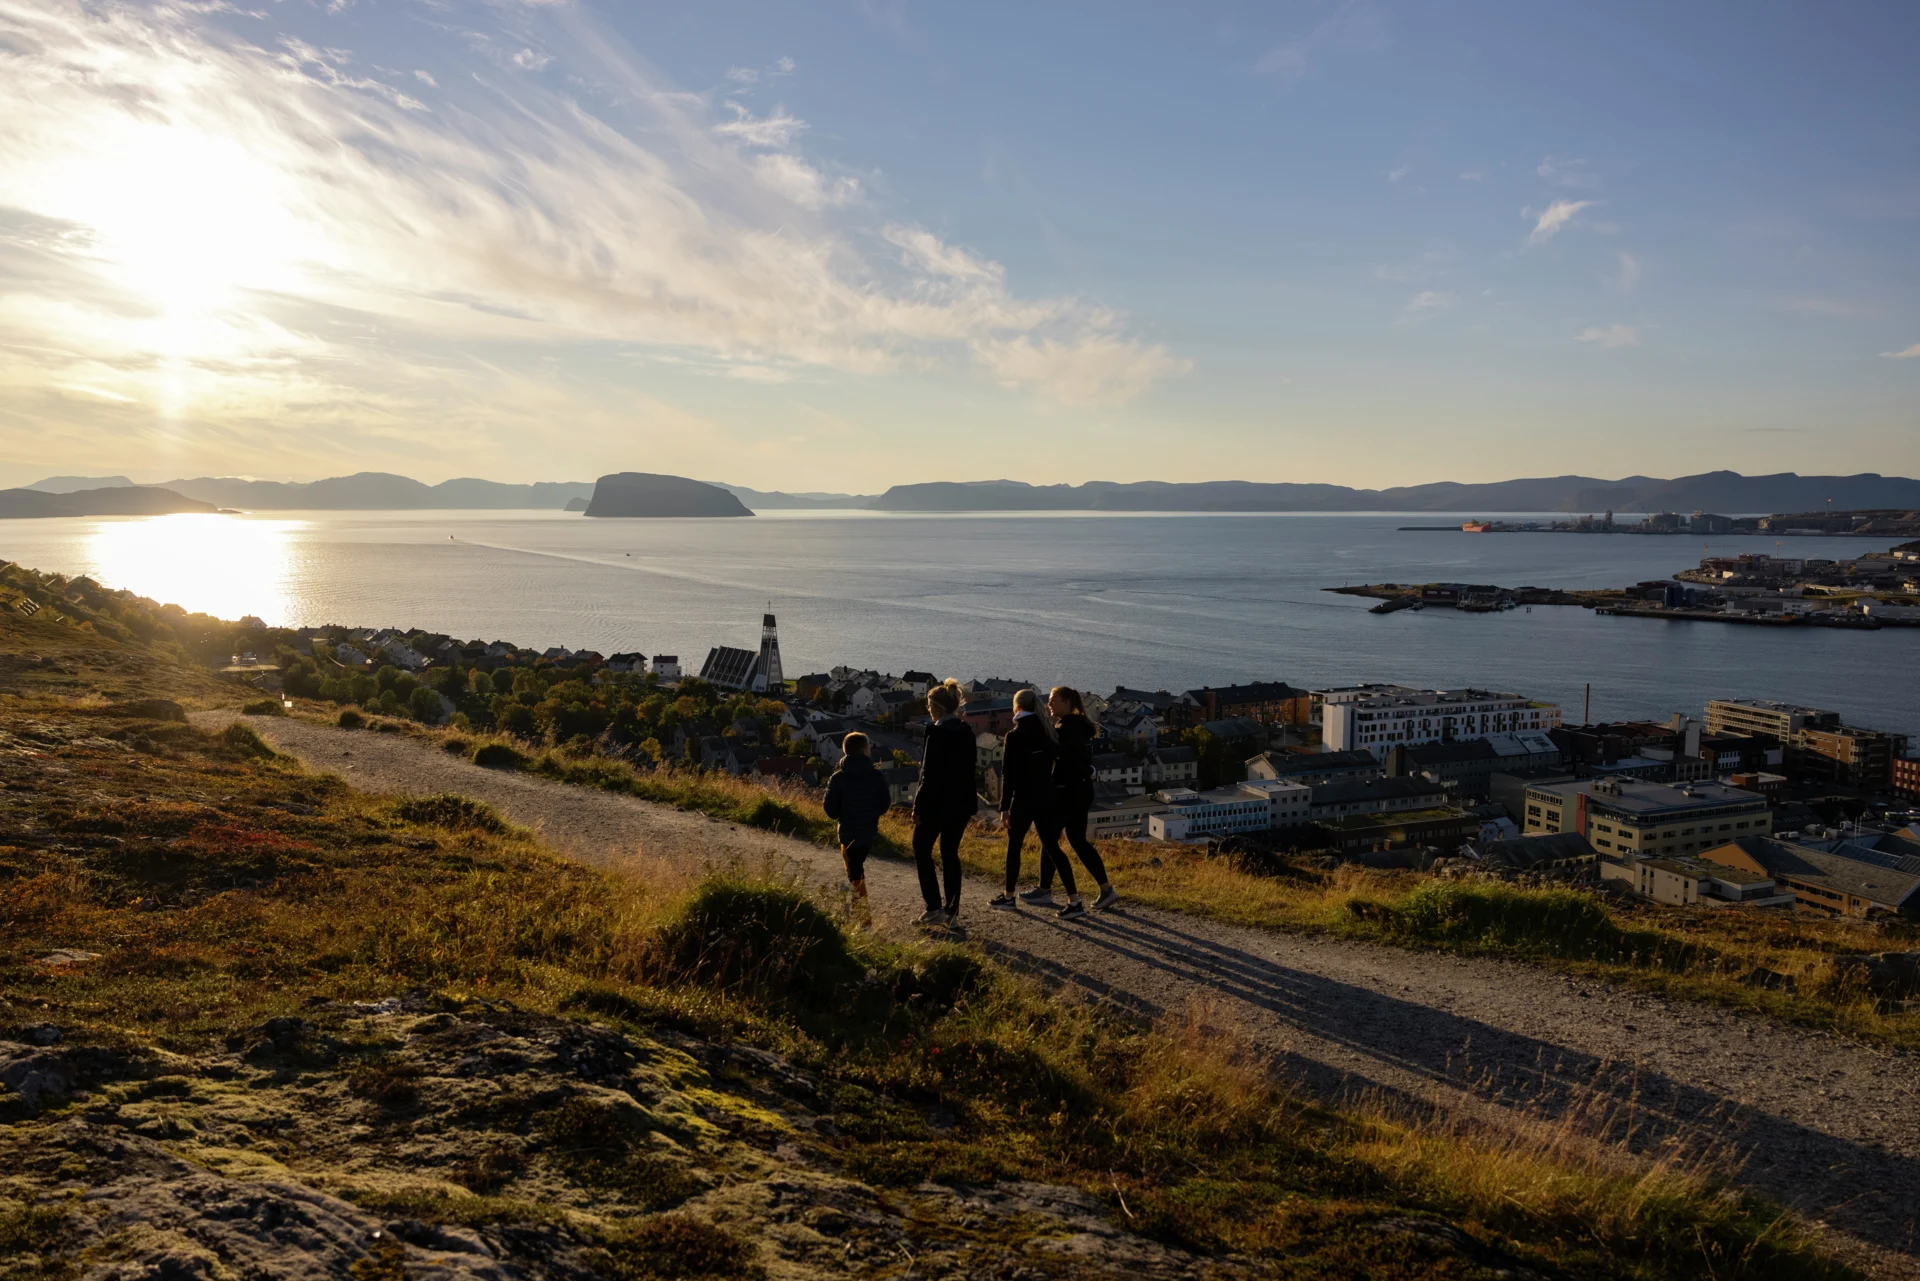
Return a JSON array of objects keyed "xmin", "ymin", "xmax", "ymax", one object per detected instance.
[{"xmin": 822, "ymin": 679, "xmax": 1119, "ymax": 925}]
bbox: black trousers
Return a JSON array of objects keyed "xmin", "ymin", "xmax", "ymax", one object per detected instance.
[
  {"xmin": 1040, "ymin": 787, "xmax": 1109, "ymax": 889},
  {"xmin": 912, "ymin": 815, "xmax": 968, "ymax": 912},
  {"xmin": 840, "ymin": 840, "xmax": 870, "ymax": 884},
  {"xmin": 1006, "ymin": 804, "xmax": 1072, "ymax": 895}
]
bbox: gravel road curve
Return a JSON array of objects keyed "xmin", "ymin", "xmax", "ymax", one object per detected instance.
[{"xmin": 205, "ymin": 713, "xmax": 1920, "ymax": 1276}]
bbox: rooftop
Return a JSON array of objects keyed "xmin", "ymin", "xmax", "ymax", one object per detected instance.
[{"xmin": 1527, "ymin": 777, "xmax": 1765, "ymax": 816}]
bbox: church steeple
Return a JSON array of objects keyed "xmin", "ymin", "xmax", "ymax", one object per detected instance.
[{"xmin": 755, "ymin": 611, "xmax": 783, "ymax": 694}]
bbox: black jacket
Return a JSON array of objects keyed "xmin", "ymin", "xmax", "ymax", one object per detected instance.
[
  {"xmin": 1000, "ymin": 714, "xmax": 1058, "ymax": 815},
  {"xmin": 823, "ymin": 753, "xmax": 890, "ymax": 845},
  {"xmin": 914, "ymin": 716, "xmax": 978, "ymax": 823},
  {"xmin": 1052, "ymin": 712, "xmax": 1097, "ymax": 794}
]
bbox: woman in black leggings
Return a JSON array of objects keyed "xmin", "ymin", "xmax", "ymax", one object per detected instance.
[
  {"xmin": 988, "ymin": 688, "xmax": 1086, "ymax": 918},
  {"xmin": 1031, "ymin": 685, "xmax": 1119, "ymax": 910}
]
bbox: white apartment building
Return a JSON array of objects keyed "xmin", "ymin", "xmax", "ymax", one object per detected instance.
[
  {"xmin": 1317, "ymin": 685, "xmax": 1561, "ymax": 759},
  {"xmin": 1236, "ymin": 778, "xmax": 1312, "ymax": 828}
]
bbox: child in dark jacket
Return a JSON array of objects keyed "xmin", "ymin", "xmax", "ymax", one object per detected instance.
[{"xmin": 823, "ymin": 732, "xmax": 890, "ymax": 917}]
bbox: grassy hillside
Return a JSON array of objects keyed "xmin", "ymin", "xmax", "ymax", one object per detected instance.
[
  {"xmin": 423, "ymin": 726, "xmax": 1920, "ymax": 1052},
  {"xmin": 0, "ymin": 605, "xmax": 1858, "ymax": 1278}
]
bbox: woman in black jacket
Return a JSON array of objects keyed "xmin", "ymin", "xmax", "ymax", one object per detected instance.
[
  {"xmin": 911, "ymin": 679, "xmax": 976, "ymax": 925},
  {"xmin": 822, "ymin": 731, "xmax": 891, "ymax": 922},
  {"xmin": 990, "ymin": 689, "xmax": 1086, "ymax": 918},
  {"xmin": 1033, "ymin": 686, "xmax": 1118, "ymax": 911}
]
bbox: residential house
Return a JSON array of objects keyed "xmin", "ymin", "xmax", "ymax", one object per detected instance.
[
  {"xmin": 1145, "ymin": 745, "xmax": 1199, "ymax": 786},
  {"xmin": 880, "ymin": 766, "xmax": 920, "ymax": 808},
  {"xmin": 898, "ymin": 671, "xmax": 935, "ymax": 697},
  {"xmin": 1107, "ymin": 687, "xmax": 1178, "ymax": 720},
  {"xmin": 1388, "ymin": 730, "xmax": 1563, "ymax": 797},
  {"xmin": 751, "ymin": 756, "xmax": 808, "ymax": 782},
  {"xmin": 1092, "ymin": 753, "xmax": 1143, "ymax": 793},
  {"xmin": 1169, "ymin": 680, "xmax": 1313, "ymax": 729},
  {"xmin": 698, "ymin": 736, "xmax": 729, "ymax": 770},
  {"xmin": 651, "ymin": 655, "xmax": 681, "ymax": 680},
  {"xmin": 1105, "ymin": 712, "xmax": 1159, "ymax": 753},
  {"xmin": 960, "ymin": 698, "xmax": 1016, "ymax": 736},
  {"xmin": 1308, "ymin": 776, "xmax": 1448, "ymax": 823},
  {"xmin": 1246, "ymin": 749, "xmax": 1382, "ymax": 787},
  {"xmin": 1196, "ymin": 717, "xmax": 1267, "ymax": 754},
  {"xmin": 334, "ymin": 643, "xmax": 372, "ymax": 669},
  {"xmin": 604, "ymin": 652, "xmax": 647, "ymax": 672},
  {"xmin": 975, "ymin": 731, "xmax": 1006, "ymax": 774}
]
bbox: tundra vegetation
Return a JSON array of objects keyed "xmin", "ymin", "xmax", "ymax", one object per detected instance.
[{"xmin": 0, "ymin": 569, "xmax": 1866, "ymax": 1277}]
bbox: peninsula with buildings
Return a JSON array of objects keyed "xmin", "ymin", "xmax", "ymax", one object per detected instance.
[{"xmin": 1334, "ymin": 535, "xmax": 1920, "ymax": 629}]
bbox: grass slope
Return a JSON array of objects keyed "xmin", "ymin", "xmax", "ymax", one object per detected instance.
[{"xmin": 0, "ymin": 613, "xmax": 1858, "ymax": 1278}]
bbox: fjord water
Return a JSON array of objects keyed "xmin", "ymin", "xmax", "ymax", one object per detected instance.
[{"xmin": 5, "ymin": 509, "xmax": 1917, "ymax": 735}]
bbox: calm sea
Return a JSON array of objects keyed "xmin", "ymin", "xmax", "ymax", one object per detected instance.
[{"xmin": 4, "ymin": 509, "xmax": 1917, "ymax": 736}]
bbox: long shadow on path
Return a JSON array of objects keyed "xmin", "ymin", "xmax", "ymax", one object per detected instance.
[{"xmin": 981, "ymin": 906, "xmax": 1919, "ymax": 1258}]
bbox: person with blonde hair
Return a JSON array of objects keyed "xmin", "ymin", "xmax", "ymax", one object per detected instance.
[
  {"xmin": 990, "ymin": 687, "xmax": 1087, "ymax": 918},
  {"xmin": 1028, "ymin": 685, "xmax": 1118, "ymax": 910},
  {"xmin": 910, "ymin": 678, "xmax": 974, "ymax": 926}
]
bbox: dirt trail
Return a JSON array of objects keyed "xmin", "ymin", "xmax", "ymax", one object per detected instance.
[{"xmin": 206, "ymin": 713, "xmax": 1920, "ymax": 1275}]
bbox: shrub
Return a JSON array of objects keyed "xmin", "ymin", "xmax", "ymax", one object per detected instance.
[
  {"xmin": 241, "ymin": 698, "xmax": 286, "ymax": 717},
  {"xmin": 647, "ymin": 876, "xmax": 861, "ymax": 1011},
  {"xmin": 389, "ymin": 794, "xmax": 508, "ymax": 834},
  {"xmin": 1365, "ymin": 881, "xmax": 1702, "ymax": 970},
  {"xmin": 337, "ymin": 708, "xmax": 365, "ymax": 729},
  {"xmin": 601, "ymin": 1215, "xmax": 753, "ymax": 1279},
  {"xmin": 217, "ymin": 723, "xmax": 277, "ymax": 759},
  {"xmin": 473, "ymin": 742, "xmax": 528, "ymax": 770}
]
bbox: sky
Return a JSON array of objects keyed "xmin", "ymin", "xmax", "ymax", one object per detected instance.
[{"xmin": 0, "ymin": 0, "xmax": 1916, "ymax": 493}]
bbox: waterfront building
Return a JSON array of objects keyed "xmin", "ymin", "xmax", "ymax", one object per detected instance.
[
  {"xmin": 1317, "ymin": 685, "xmax": 1561, "ymax": 758},
  {"xmin": 1523, "ymin": 776, "xmax": 1770, "ymax": 858},
  {"xmin": 1168, "ymin": 680, "xmax": 1312, "ymax": 729},
  {"xmin": 695, "ymin": 613, "xmax": 784, "ymax": 694},
  {"xmin": 1896, "ymin": 756, "xmax": 1920, "ymax": 802},
  {"xmin": 1704, "ymin": 699, "xmax": 1909, "ymax": 788}
]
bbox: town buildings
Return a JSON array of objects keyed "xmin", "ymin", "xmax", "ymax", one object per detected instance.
[
  {"xmin": 1168, "ymin": 680, "xmax": 1313, "ymax": 729},
  {"xmin": 1317, "ymin": 685, "xmax": 1561, "ymax": 758},
  {"xmin": 1522, "ymin": 776, "xmax": 1771, "ymax": 858},
  {"xmin": 1704, "ymin": 698, "xmax": 1909, "ymax": 789}
]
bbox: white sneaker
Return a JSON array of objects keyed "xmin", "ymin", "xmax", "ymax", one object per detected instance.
[
  {"xmin": 915, "ymin": 908, "xmax": 950, "ymax": 926},
  {"xmin": 1019, "ymin": 886, "xmax": 1056, "ymax": 905},
  {"xmin": 1094, "ymin": 885, "xmax": 1120, "ymax": 911}
]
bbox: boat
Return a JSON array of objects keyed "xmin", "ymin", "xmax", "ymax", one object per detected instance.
[{"xmin": 1461, "ymin": 520, "xmax": 1492, "ymax": 533}]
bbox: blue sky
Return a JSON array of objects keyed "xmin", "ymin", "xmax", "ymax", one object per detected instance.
[{"xmin": 0, "ymin": 0, "xmax": 1914, "ymax": 491}]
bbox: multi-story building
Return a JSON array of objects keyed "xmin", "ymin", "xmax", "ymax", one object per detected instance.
[
  {"xmin": 1795, "ymin": 726, "xmax": 1909, "ymax": 789},
  {"xmin": 1704, "ymin": 699, "xmax": 1908, "ymax": 788},
  {"xmin": 1169, "ymin": 681, "xmax": 1312, "ymax": 729},
  {"xmin": 1896, "ymin": 756, "xmax": 1920, "ymax": 802},
  {"xmin": 1523, "ymin": 776, "xmax": 1770, "ymax": 859},
  {"xmin": 1146, "ymin": 786, "xmax": 1278, "ymax": 840},
  {"xmin": 1317, "ymin": 685, "xmax": 1561, "ymax": 758},
  {"xmin": 1598, "ymin": 852, "xmax": 1792, "ymax": 908},
  {"xmin": 1703, "ymin": 698, "xmax": 1839, "ymax": 742},
  {"xmin": 1308, "ymin": 776, "xmax": 1448, "ymax": 823}
]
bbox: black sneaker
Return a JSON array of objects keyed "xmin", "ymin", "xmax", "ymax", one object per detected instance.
[
  {"xmin": 1057, "ymin": 899, "xmax": 1088, "ymax": 920},
  {"xmin": 944, "ymin": 903, "xmax": 961, "ymax": 923},
  {"xmin": 988, "ymin": 893, "xmax": 1019, "ymax": 910}
]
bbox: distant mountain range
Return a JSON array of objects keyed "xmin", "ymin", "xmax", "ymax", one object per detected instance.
[
  {"xmin": 1, "ymin": 486, "xmax": 216, "ymax": 519},
  {"xmin": 25, "ymin": 469, "xmax": 1920, "ymax": 515},
  {"xmin": 866, "ymin": 472, "xmax": 1920, "ymax": 514}
]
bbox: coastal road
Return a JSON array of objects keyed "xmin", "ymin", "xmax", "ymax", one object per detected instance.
[{"xmin": 203, "ymin": 713, "xmax": 1920, "ymax": 1277}]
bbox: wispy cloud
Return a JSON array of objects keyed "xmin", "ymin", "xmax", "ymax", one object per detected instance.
[
  {"xmin": 1577, "ymin": 324, "xmax": 1639, "ymax": 349},
  {"xmin": 1881, "ymin": 343, "xmax": 1920, "ymax": 359},
  {"xmin": 1256, "ymin": 0, "xmax": 1385, "ymax": 80},
  {"xmin": 1537, "ymin": 155, "xmax": 1597, "ymax": 189},
  {"xmin": 1397, "ymin": 290, "xmax": 1453, "ymax": 322},
  {"xmin": 1457, "ymin": 170, "xmax": 1483, "ymax": 182},
  {"xmin": 1610, "ymin": 250, "xmax": 1642, "ymax": 293},
  {"xmin": 0, "ymin": 0, "xmax": 1185, "ymax": 470},
  {"xmin": 1386, "ymin": 163, "xmax": 1409, "ymax": 184},
  {"xmin": 1525, "ymin": 199, "xmax": 1595, "ymax": 245},
  {"xmin": 714, "ymin": 102, "xmax": 806, "ymax": 147}
]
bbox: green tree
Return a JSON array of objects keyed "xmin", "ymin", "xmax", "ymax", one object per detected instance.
[
  {"xmin": 469, "ymin": 669, "xmax": 494, "ymax": 698},
  {"xmin": 408, "ymin": 685, "xmax": 442, "ymax": 723}
]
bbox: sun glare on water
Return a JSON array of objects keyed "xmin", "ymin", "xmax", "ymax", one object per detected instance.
[{"xmin": 86, "ymin": 515, "xmax": 300, "ymax": 626}]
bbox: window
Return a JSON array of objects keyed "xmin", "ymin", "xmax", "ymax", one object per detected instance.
[{"xmin": 1526, "ymin": 805, "xmax": 1542, "ymax": 816}]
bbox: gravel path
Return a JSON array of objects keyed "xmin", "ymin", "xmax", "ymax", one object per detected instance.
[{"xmin": 208, "ymin": 714, "xmax": 1920, "ymax": 1276}]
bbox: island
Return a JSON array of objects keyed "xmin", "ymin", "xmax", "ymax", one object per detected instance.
[
  {"xmin": 0, "ymin": 486, "xmax": 218, "ymax": 519},
  {"xmin": 563, "ymin": 496, "xmax": 589, "ymax": 512},
  {"xmin": 582, "ymin": 472, "xmax": 753, "ymax": 518}
]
